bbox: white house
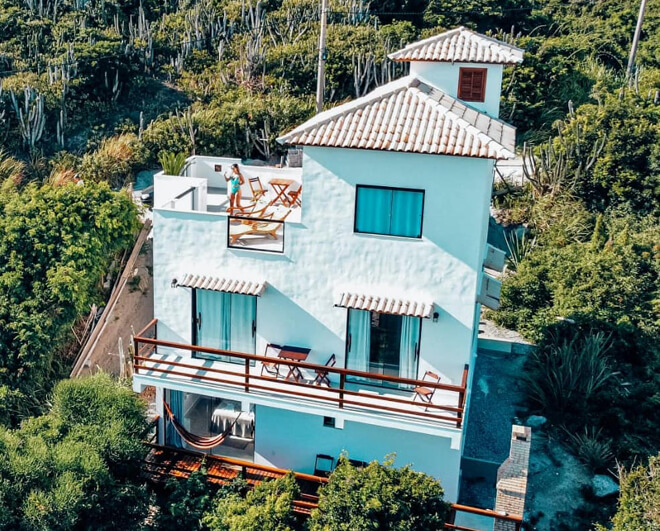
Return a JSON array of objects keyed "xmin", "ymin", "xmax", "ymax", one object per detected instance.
[{"xmin": 132, "ymin": 27, "xmax": 523, "ymax": 503}]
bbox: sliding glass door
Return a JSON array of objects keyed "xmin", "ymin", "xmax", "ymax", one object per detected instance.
[
  {"xmin": 194, "ymin": 290, "xmax": 256, "ymax": 363},
  {"xmin": 346, "ymin": 309, "xmax": 420, "ymax": 383}
]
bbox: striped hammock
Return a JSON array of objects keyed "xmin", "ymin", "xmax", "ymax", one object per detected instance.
[{"xmin": 164, "ymin": 401, "xmax": 242, "ymax": 450}]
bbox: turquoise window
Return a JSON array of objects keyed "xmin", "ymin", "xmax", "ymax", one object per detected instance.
[{"xmin": 354, "ymin": 186, "xmax": 424, "ymax": 238}]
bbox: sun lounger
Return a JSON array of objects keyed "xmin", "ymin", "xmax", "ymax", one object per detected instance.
[{"xmin": 229, "ymin": 209, "xmax": 292, "ymax": 244}]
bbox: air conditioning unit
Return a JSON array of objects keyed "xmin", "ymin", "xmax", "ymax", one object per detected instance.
[
  {"xmin": 484, "ymin": 244, "xmax": 506, "ymax": 273},
  {"xmin": 477, "ymin": 273, "xmax": 502, "ymax": 310}
]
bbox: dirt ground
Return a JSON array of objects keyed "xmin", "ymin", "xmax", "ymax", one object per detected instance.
[{"xmin": 77, "ymin": 239, "xmax": 154, "ymax": 377}]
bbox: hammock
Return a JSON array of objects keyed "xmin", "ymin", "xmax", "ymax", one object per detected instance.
[{"xmin": 164, "ymin": 401, "xmax": 242, "ymax": 450}]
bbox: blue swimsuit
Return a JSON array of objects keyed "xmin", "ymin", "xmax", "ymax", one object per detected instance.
[{"xmin": 230, "ymin": 176, "xmax": 241, "ymax": 194}]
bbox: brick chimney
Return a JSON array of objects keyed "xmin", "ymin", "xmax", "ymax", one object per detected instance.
[{"xmin": 493, "ymin": 425, "xmax": 531, "ymax": 531}]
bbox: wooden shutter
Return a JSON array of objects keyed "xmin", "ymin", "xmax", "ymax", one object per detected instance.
[{"xmin": 458, "ymin": 68, "xmax": 487, "ymax": 102}]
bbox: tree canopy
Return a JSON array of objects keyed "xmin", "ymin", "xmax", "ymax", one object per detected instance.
[
  {"xmin": 0, "ymin": 180, "xmax": 139, "ymax": 426},
  {"xmin": 0, "ymin": 373, "xmax": 150, "ymax": 531},
  {"xmin": 309, "ymin": 456, "xmax": 449, "ymax": 531}
]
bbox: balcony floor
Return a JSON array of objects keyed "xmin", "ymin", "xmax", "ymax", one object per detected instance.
[
  {"xmin": 135, "ymin": 351, "xmax": 462, "ymax": 429},
  {"xmin": 205, "ymin": 188, "xmax": 302, "ymax": 224}
]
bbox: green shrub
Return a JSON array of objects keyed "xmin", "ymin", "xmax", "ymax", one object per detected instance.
[
  {"xmin": 494, "ymin": 213, "xmax": 659, "ymax": 340},
  {"xmin": 524, "ymin": 332, "xmax": 614, "ymax": 416},
  {"xmin": 565, "ymin": 427, "xmax": 614, "ymax": 472},
  {"xmin": 596, "ymin": 455, "xmax": 660, "ymax": 531},
  {"xmin": 0, "ymin": 181, "xmax": 139, "ymax": 425},
  {"xmin": 203, "ymin": 473, "xmax": 300, "ymax": 531},
  {"xmin": 80, "ymin": 133, "xmax": 148, "ymax": 188},
  {"xmin": 0, "ymin": 374, "xmax": 150, "ymax": 531},
  {"xmin": 310, "ymin": 456, "xmax": 449, "ymax": 531},
  {"xmin": 158, "ymin": 151, "xmax": 190, "ymax": 176}
]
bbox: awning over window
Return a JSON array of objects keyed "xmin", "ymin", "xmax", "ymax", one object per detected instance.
[
  {"xmin": 334, "ymin": 290, "xmax": 434, "ymax": 318},
  {"xmin": 178, "ymin": 274, "xmax": 266, "ymax": 296}
]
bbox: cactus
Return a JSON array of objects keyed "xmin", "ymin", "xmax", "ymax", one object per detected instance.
[
  {"xmin": 56, "ymin": 109, "xmax": 65, "ymax": 147},
  {"xmin": 10, "ymin": 87, "xmax": 46, "ymax": 151}
]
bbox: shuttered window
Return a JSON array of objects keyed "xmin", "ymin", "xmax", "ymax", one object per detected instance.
[
  {"xmin": 458, "ymin": 68, "xmax": 487, "ymax": 102},
  {"xmin": 354, "ymin": 186, "xmax": 424, "ymax": 238}
]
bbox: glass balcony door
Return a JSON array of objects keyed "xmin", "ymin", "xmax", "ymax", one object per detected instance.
[
  {"xmin": 346, "ymin": 309, "xmax": 420, "ymax": 384},
  {"xmin": 194, "ymin": 290, "xmax": 256, "ymax": 363}
]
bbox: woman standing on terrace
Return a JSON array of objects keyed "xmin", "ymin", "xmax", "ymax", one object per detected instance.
[{"xmin": 225, "ymin": 163, "xmax": 245, "ymax": 213}]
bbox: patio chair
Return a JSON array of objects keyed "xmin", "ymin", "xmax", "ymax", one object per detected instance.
[
  {"xmin": 229, "ymin": 209, "xmax": 292, "ymax": 245},
  {"xmin": 248, "ymin": 176, "xmax": 267, "ymax": 201},
  {"xmin": 314, "ymin": 454, "xmax": 335, "ymax": 477},
  {"xmin": 312, "ymin": 353, "xmax": 336, "ymax": 387},
  {"xmin": 286, "ymin": 183, "xmax": 302, "ymax": 208},
  {"xmin": 260, "ymin": 344, "xmax": 281, "ymax": 379},
  {"xmin": 413, "ymin": 371, "xmax": 441, "ymax": 409}
]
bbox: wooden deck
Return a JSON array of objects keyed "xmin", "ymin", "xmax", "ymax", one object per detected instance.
[
  {"xmin": 142, "ymin": 444, "xmax": 523, "ymax": 526},
  {"xmin": 142, "ymin": 443, "xmax": 326, "ymax": 514}
]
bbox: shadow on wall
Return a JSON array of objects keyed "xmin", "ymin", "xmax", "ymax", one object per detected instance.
[
  {"xmin": 258, "ymin": 285, "xmax": 345, "ymax": 368},
  {"xmin": 304, "ymin": 148, "xmax": 483, "ymax": 329}
]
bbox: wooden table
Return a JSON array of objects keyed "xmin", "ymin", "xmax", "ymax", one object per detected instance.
[
  {"xmin": 268, "ymin": 178, "xmax": 294, "ymax": 206},
  {"xmin": 277, "ymin": 345, "xmax": 311, "ymax": 382}
]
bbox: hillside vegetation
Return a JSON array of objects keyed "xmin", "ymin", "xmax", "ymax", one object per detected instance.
[{"xmin": 0, "ymin": 0, "xmax": 658, "ymax": 529}]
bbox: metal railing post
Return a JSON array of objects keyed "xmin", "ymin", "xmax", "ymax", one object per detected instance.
[
  {"xmin": 339, "ymin": 373, "xmax": 345, "ymax": 409},
  {"xmin": 244, "ymin": 358, "xmax": 250, "ymax": 392}
]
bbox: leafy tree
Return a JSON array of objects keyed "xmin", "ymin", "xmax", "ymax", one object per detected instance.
[
  {"xmin": 203, "ymin": 473, "xmax": 301, "ymax": 531},
  {"xmin": 309, "ymin": 456, "xmax": 449, "ymax": 531},
  {"xmin": 551, "ymin": 96, "xmax": 660, "ymax": 214},
  {"xmin": 494, "ymin": 213, "xmax": 659, "ymax": 340},
  {"xmin": 0, "ymin": 373, "xmax": 151, "ymax": 531},
  {"xmin": 0, "ymin": 181, "xmax": 139, "ymax": 425},
  {"xmin": 154, "ymin": 470, "xmax": 215, "ymax": 531},
  {"xmin": 596, "ymin": 455, "xmax": 660, "ymax": 531}
]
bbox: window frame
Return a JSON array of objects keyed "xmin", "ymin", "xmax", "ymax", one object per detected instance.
[
  {"xmin": 353, "ymin": 184, "xmax": 425, "ymax": 239},
  {"xmin": 458, "ymin": 67, "xmax": 488, "ymax": 102},
  {"xmin": 343, "ymin": 309, "xmax": 422, "ymax": 389},
  {"xmin": 191, "ymin": 288, "xmax": 257, "ymax": 365}
]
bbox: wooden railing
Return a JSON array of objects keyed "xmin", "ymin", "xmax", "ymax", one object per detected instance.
[
  {"xmin": 445, "ymin": 504, "xmax": 524, "ymax": 531},
  {"xmin": 133, "ymin": 319, "xmax": 469, "ymax": 428},
  {"xmin": 142, "ymin": 443, "xmax": 326, "ymax": 514}
]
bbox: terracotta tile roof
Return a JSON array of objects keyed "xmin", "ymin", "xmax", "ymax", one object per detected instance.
[
  {"xmin": 178, "ymin": 274, "xmax": 266, "ymax": 296},
  {"xmin": 334, "ymin": 289, "xmax": 434, "ymax": 318},
  {"xmin": 388, "ymin": 26, "xmax": 524, "ymax": 65},
  {"xmin": 277, "ymin": 76, "xmax": 516, "ymax": 160}
]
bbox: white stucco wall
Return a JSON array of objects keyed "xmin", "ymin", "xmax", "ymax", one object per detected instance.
[
  {"xmin": 183, "ymin": 155, "xmax": 302, "ymax": 195},
  {"xmin": 152, "ymin": 147, "xmax": 492, "ymax": 385},
  {"xmin": 410, "ymin": 62, "xmax": 503, "ymax": 118},
  {"xmin": 254, "ymin": 405, "xmax": 462, "ymax": 501}
]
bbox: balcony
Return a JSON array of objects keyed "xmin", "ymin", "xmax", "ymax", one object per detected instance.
[
  {"xmin": 133, "ymin": 319, "xmax": 469, "ymax": 429},
  {"xmin": 154, "ymin": 155, "xmax": 303, "ymax": 224}
]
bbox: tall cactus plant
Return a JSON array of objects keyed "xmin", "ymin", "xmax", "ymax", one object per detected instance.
[{"xmin": 10, "ymin": 87, "xmax": 46, "ymax": 151}]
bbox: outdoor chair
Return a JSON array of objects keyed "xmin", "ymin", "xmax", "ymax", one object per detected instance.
[
  {"xmin": 248, "ymin": 176, "xmax": 267, "ymax": 201},
  {"xmin": 229, "ymin": 209, "xmax": 292, "ymax": 244},
  {"xmin": 286, "ymin": 183, "xmax": 302, "ymax": 208},
  {"xmin": 312, "ymin": 353, "xmax": 336, "ymax": 387},
  {"xmin": 260, "ymin": 344, "xmax": 281, "ymax": 379},
  {"xmin": 314, "ymin": 454, "xmax": 335, "ymax": 477},
  {"xmin": 413, "ymin": 371, "xmax": 441, "ymax": 409}
]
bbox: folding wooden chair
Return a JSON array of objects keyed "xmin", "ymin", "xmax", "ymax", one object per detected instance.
[
  {"xmin": 413, "ymin": 371, "xmax": 441, "ymax": 409},
  {"xmin": 286, "ymin": 183, "xmax": 302, "ymax": 207},
  {"xmin": 261, "ymin": 344, "xmax": 281, "ymax": 379},
  {"xmin": 248, "ymin": 176, "xmax": 266, "ymax": 201},
  {"xmin": 313, "ymin": 354, "xmax": 336, "ymax": 387}
]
